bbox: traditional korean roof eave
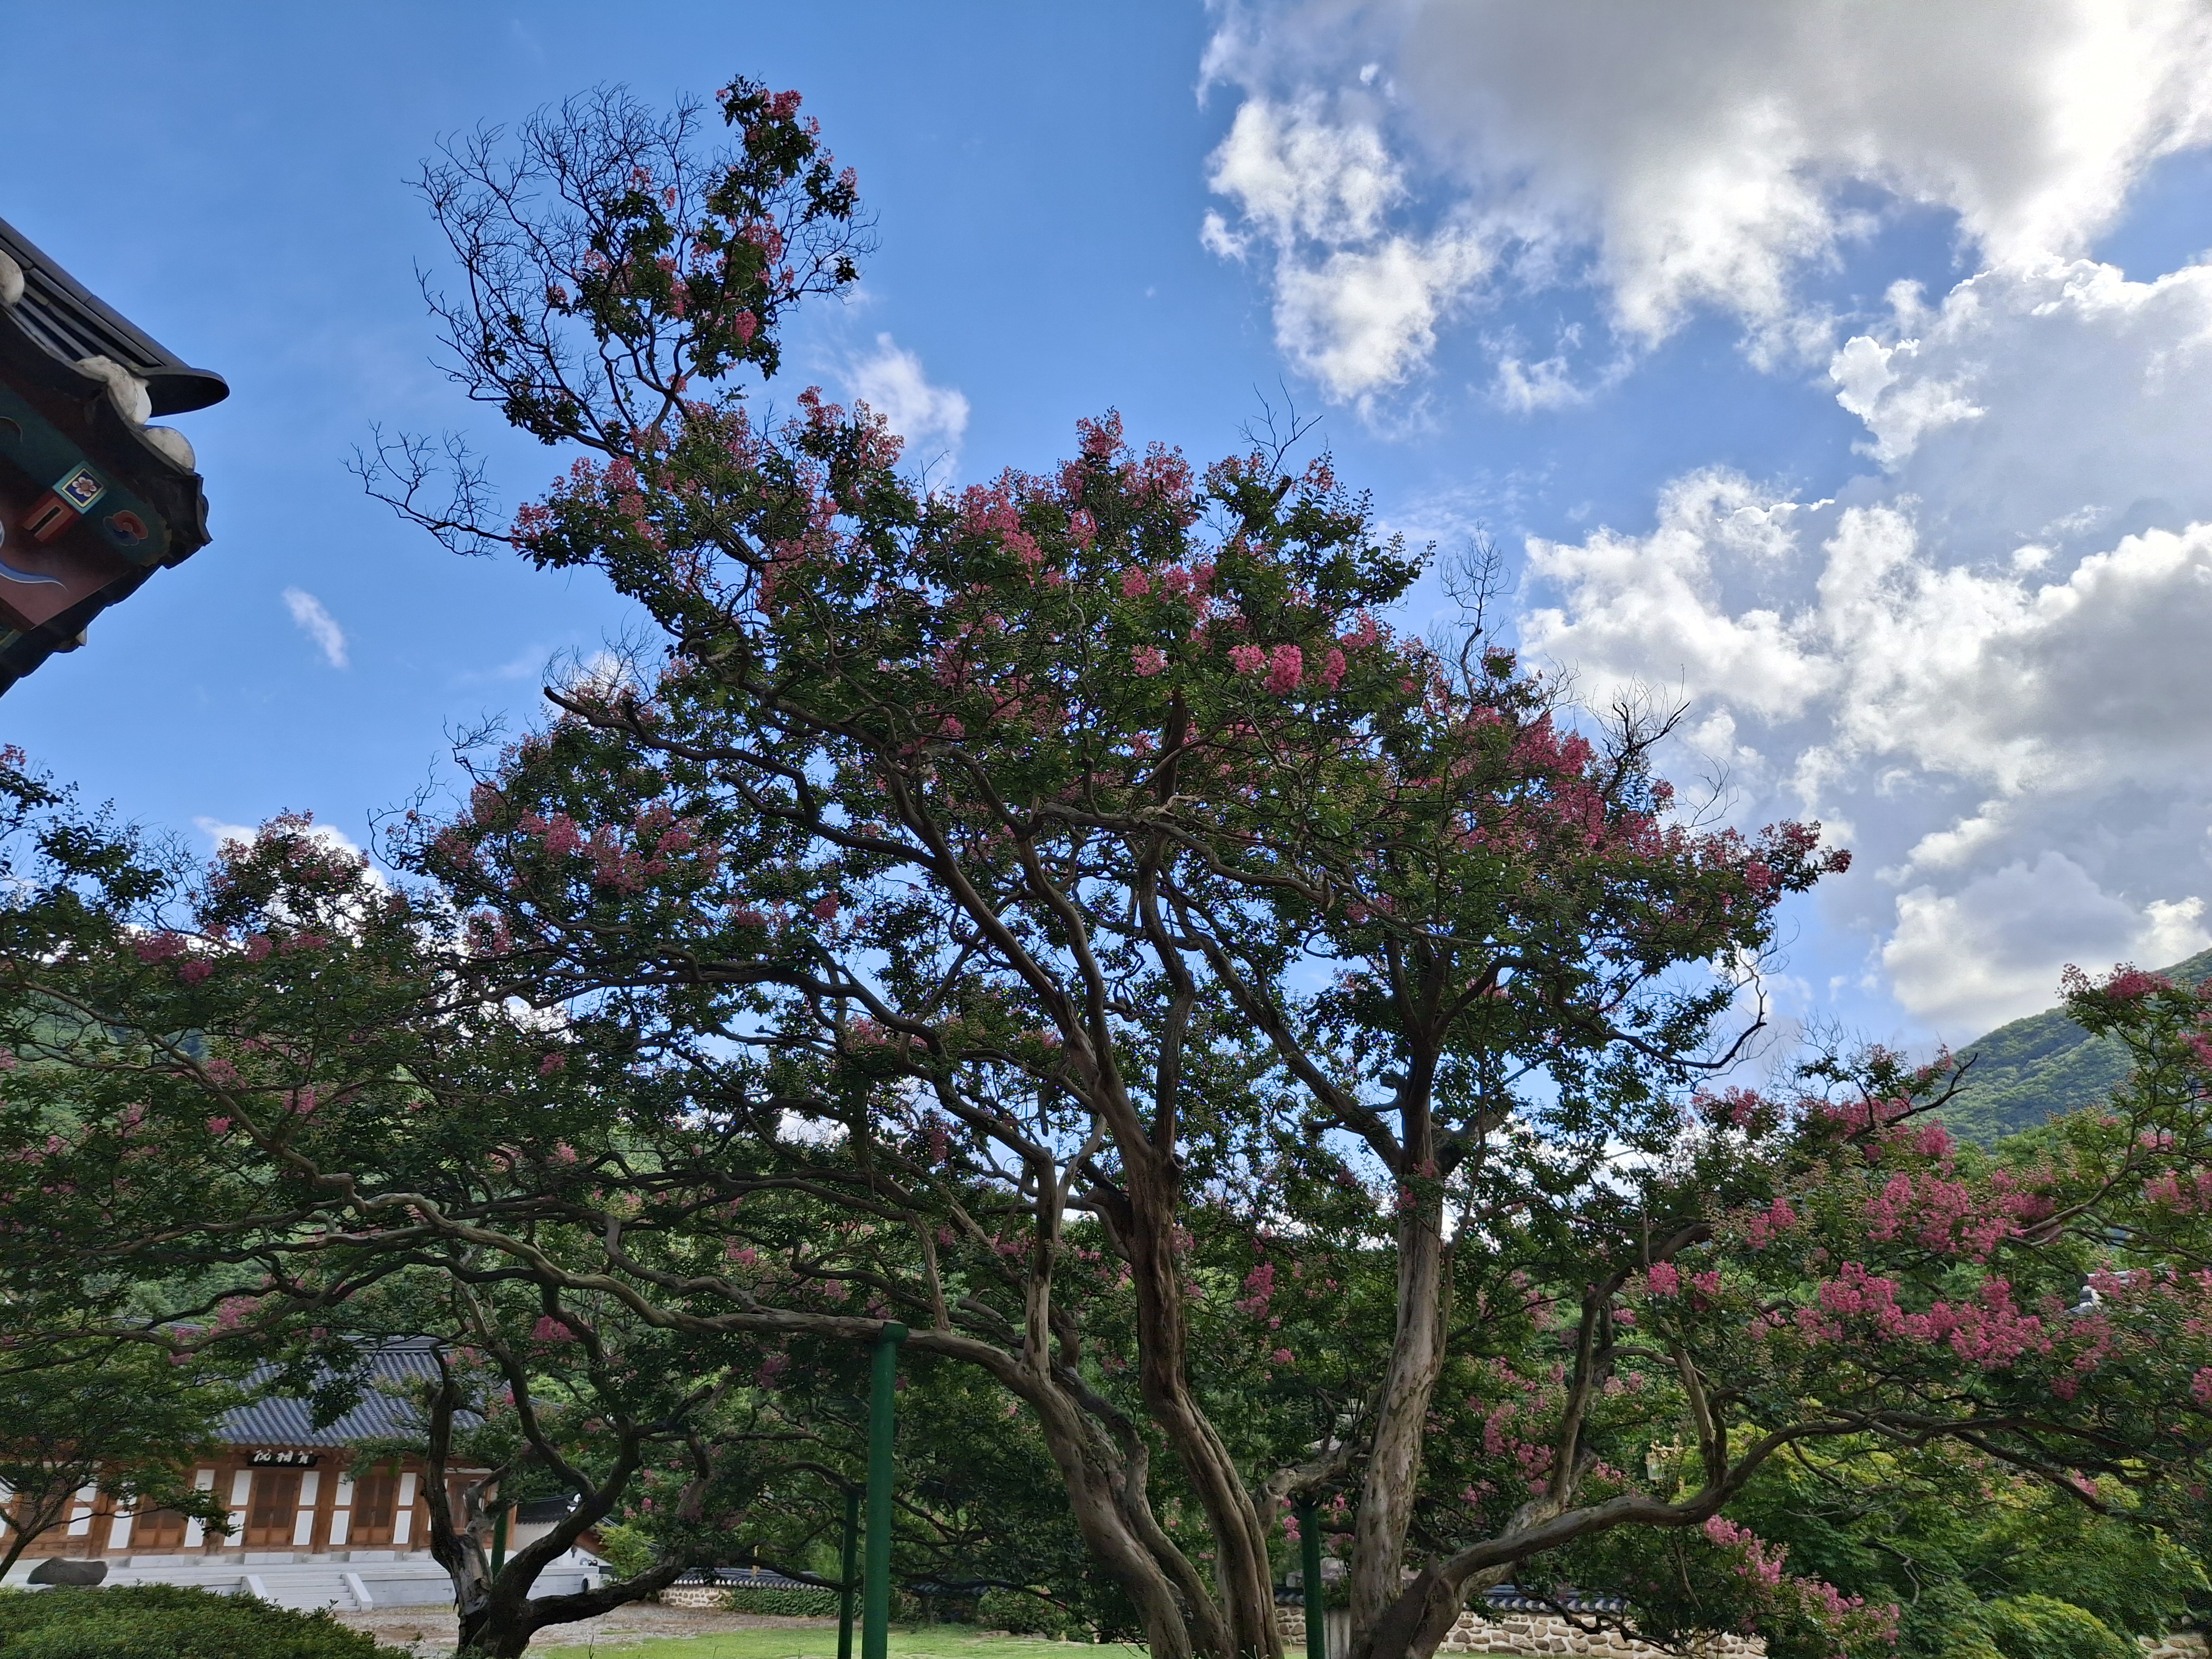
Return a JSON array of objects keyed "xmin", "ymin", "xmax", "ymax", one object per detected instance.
[
  {"xmin": 0, "ymin": 216, "xmax": 227, "ymax": 417},
  {"xmin": 0, "ymin": 215, "xmax": 228, "ymax": 693}
]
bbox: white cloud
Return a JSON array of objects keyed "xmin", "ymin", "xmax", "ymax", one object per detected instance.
[
  {"xmin": 282, "ymin": 588, "xmax": 348, "ymax": 668},
  {"xmin": 1208, "ymin": 94, "xmax": 1406, "ymax": 247},
  {"xmin": 1520, "ymin": 470, "xmax": 1832, "ymax": 724},
  {"xmin": 842, "ymin": 334, "xmax": 970, "ymax": 475},
  {"xmin": 1202, "ymin": 0, "xmax": 2212, "ymax": 397},
  {"xmin": 1523, "ymin": 464, "xmax": 2212, "ymax": 1034},
  {"xmin": 1831, "ymin": 259, "xmax": 2212, "ymax": 558},
  {"xmin": 1271, "ymin": 229, "xmax": 1490, "ymax": 401},
  {"xmin": 1203, "ymin": 93, "xmax": 1493, "ymax": 401},
  {"xmin": 1883, "ymin": 858, "xmax": 2207, "ymax": 1034},
  {"xmin": 1490, "ymin": 337, "xmax": 1620, "ymax": 414},
  {"xmin": 1510, "ymin": 222, "xmax": 2212, "ymax": 1037}
]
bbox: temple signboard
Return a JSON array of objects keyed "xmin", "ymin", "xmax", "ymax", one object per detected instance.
[{"xmin": 0, "ymin": 215, "xmax": 226, "ymax": 694}]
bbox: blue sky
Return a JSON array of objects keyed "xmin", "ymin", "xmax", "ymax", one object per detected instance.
[{"xmin": 8, "ymin": 2, "xmax": 2212, "ymax": 1049}]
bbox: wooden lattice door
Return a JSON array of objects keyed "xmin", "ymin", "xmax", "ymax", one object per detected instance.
[{"xmin": 242, "ymin": 1470, "xmax": 301, "ymax": 1547}]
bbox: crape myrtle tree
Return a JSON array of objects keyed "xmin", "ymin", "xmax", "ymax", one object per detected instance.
[
  {"xmin": 0, "ymin": 758, "xmax": 242, "ymax": 1578},
  {"xmin": 1, "ymin": 67, "xmax": 2205, "ymax": 1659},
  {"xmin": 0, "ymin": 793, "xmax": 1186, "ymax": 1655},
  {"xmin": 1571, "ymin": 1434, "xmax": 2204, "ymax": 1658},
  {"xmin": 0, "ymin": 764, "xmax": 1242, "ymax": 1652},
  {"xmin": 1433, "ymin": 982, "xmax": 2212, "ymax": 1659},
  {"xmin": 355, "ymin": 68, "xmax": 1848, "ymax": 1659},
  {"xmin": 0, "ymin": 789, "xmax": 867, "ymax": 1657},
  {"xmin": 1146, "ymin": 606, "xmax": 1851, "ymax": 1658},
  {"xmin": 1210, "ymin": 979, "xmax": 2212, "ymax": 1659}
]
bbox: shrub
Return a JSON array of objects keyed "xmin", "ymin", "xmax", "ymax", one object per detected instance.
[
  {"xmin": 1979, "ymin": 1594, "xmax": 2134, "ymax": 1659},
  {"xmin": 593, "ymin": 1523, "xmax": 656, "ymax": 1580},
  {"xmin": 0, "ymin": 1584, "xmax": 410, "ymax": 1659},
  {"xmin": 976, "ymin": 1587, "xmax": 1073, "ymax": 1638}
]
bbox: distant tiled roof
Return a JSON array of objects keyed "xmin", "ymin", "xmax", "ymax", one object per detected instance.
[
  {"xmin": 1483, "ymin": 1585, "xmax": 1629, "ymax": 1616},
  {"xmin": 219, "ymin": 1339, "xmax": 477, "ymax": 1448},
  {"xmin": 1275, "ymin": 1581, "xmax": 1630, "ymax": 1616},
  {"xmin": 676, "ymin": 1567, "xmax": 817, "ymax": 1589}
]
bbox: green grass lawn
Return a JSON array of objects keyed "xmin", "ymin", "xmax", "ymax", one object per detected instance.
[{"xmin": 533, "ymin": 1626, "xmax": 1142, "ymax": 1659}]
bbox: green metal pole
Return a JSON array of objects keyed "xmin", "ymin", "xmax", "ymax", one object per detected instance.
[
  {"xmin": 1300, "ymin": 1498, "xmax": 1326, "ymax": 1659},
  {"xmin": 862, "ymin": 1323, "xmax": 906, "ymax": 1659},
  {"xmin": 838, "ymin": 1486, "xmax": 861, "ymax": 1659}
]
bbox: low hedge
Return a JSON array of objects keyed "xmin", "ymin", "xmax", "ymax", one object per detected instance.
[
  {"xmin": 0, "ymin": 1585, "xmax": 410, "ymax": 1659},
  {"xmin": 718, "ymin": 1585, "xmax": 843, "ymax": 1617}
]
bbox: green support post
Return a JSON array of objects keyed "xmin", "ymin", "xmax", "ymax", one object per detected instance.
[
  {"xmin": 838, "ymin": 1486, "xmax": 861, "ymax": 1659},
  {"xmin": 1300, "ymin": 1497, "xmax": 1326, "ymax": 1659},
  {"xmin": 863, "ymin": 1323, "xmax": 907, "ymax": 1659}
]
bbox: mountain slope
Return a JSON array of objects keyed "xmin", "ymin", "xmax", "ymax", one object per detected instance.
[{"xmin": 1938, "ymin": 946, "xmax": 2212, "ymax": 1143}]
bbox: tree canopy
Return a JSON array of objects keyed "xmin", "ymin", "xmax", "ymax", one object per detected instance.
[{"xmin": 1, "ymin": 70, "xmax": 2209, "ymax": 1659}]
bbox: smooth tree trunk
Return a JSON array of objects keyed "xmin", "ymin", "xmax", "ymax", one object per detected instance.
[
  {"xmin": 1348, "ymin": 1189, "xmax": 1455, "ymax": 1659},
  {"xmin": 1122, "ymin": 1149, "xmax": 1284, "ymax": 1659},
  {"xmin": 418, "ymin": 1370, "xmax": 690, "ymax": 1658},
  {"xmin": 1004, "ymin": 1351, "xmax": 1223, "ymax": 1659},
  {"xmin": 932, "ymin": 1172, "xmax": 1224, "ymax": 1659}
]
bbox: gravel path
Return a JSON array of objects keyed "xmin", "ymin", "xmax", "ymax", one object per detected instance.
[{"xmin": 331, "ymin": 1605, "xmax": 839, "ymax": 1656}]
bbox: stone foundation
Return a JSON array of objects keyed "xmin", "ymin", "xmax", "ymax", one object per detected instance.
[
  {"xmin": 658, "ymin": 1584, "xmax": 729, "ymax": 1609},
  {"xmin": 2143, "ymin": 1636, "xmax": 2208, "ymax": 1659},
  {"xmin": 1279, "ymin": 1605, "xmax": 1763, "ymax": 1657}
]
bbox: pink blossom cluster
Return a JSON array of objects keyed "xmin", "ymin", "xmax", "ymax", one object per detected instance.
[
  {"xmin": 1235, "ymin": 1260, "xmax": 1275, "ymax": 1319},
  {"xmin": 1745, "ymin": 1196, "xmax": 1799, "ymax": 1249},
  {"xmin": 1702, "ymin": 1515, "xmax": 1898, "ymax": 1648},
  {"xmin": 2144, "ymin": 1166, "xmax": 2212, "ymax": 1212},
  {"xmin": 1219, "ymin": 638, "xmax": 1349, "ymax": 696},
  {"xmin": 513, "ymin": 802, "xmax": 718, "ymax": 894},
  {"xmin": 1057, "ymin": 413, "xmax": 1198, "ymax": 524},
  {"xmin": 1777, "ymin": 1263, "xmax": 2056, "ymax": 1371},
  {"xmin": 959, "ymin": 482, "xmax": 1044, "ymax": 571},
  {"xmin": 1702, "ymin": 1515, "xmax": 1785, "ymax": 1587}
]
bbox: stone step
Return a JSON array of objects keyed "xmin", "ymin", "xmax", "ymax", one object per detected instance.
[{"xmin": 2, "ymin": 1554, "xmax": 603, "ymax": 1612}]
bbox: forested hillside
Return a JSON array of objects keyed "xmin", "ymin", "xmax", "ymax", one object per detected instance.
[{"xmin": 1941, "ymin": 946, "xmax": 2212, "ymax": 1142}]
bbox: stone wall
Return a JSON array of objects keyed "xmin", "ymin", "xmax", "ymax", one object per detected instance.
[
  {"xmin": 658, "ymin": 1584, "xmax": 726, "ymax": 1609},
  {"xmin": 1278, "ymin": 1605, "xmax": 1763, "ymax": 1658}
]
